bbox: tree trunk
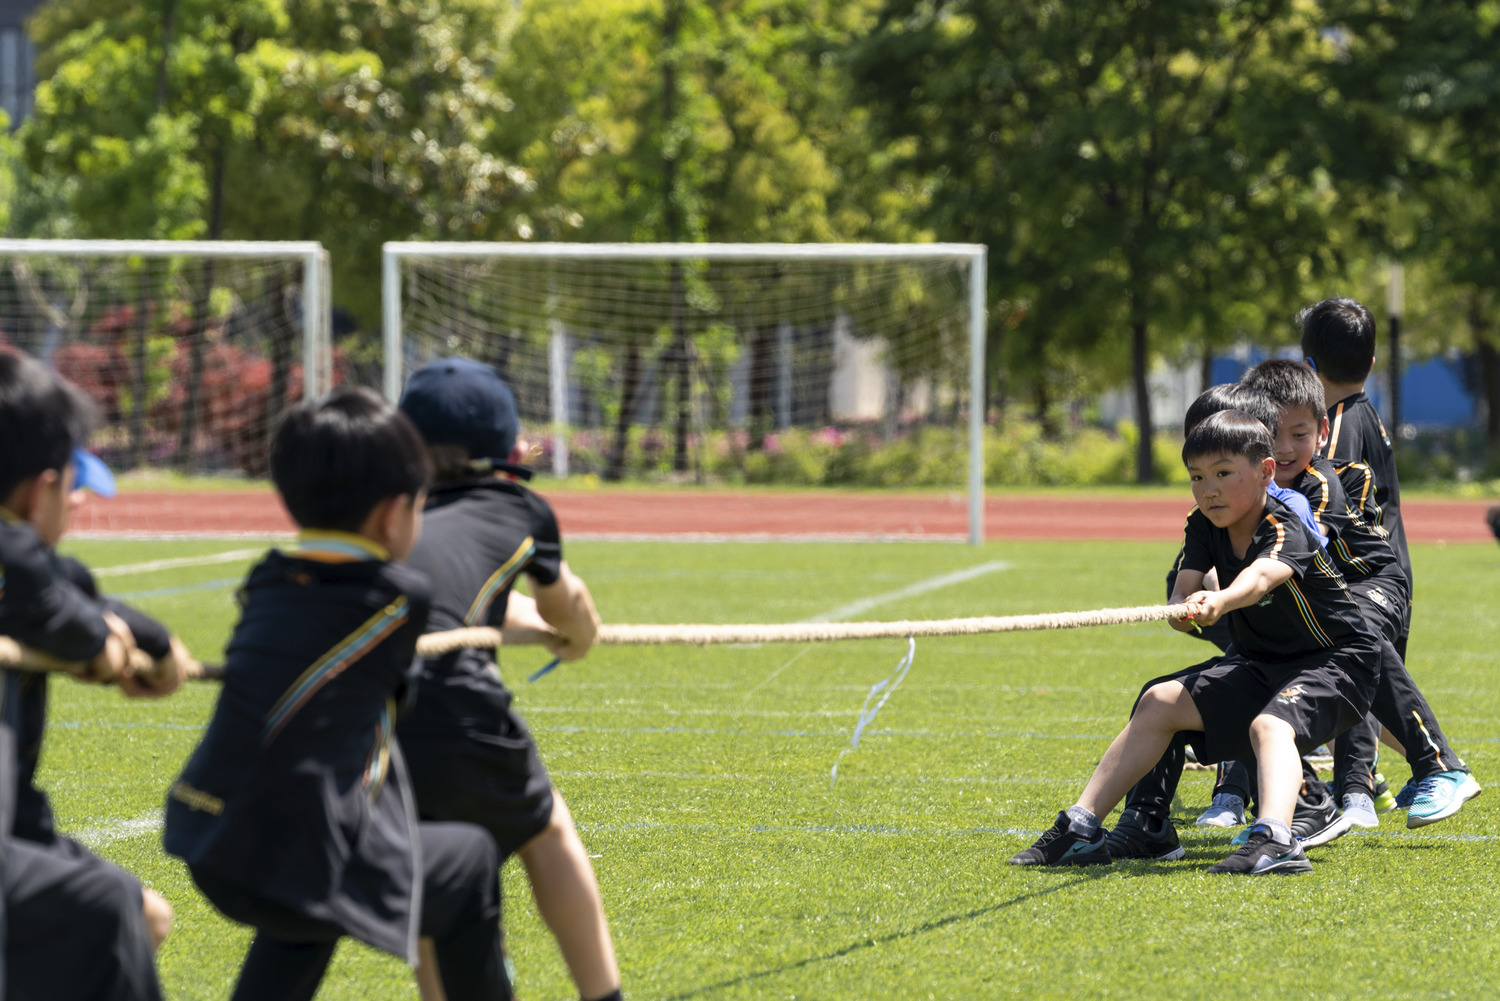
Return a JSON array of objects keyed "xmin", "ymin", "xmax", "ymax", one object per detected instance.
[
  {"xmin": 670, "ymin": 261, "xmax": 691, "ymax": 473},
  {"xmin": 177, "ymin": 151, "xmax": 225, "ymax": 469},
  {"xmin": 984, "ymin": 318, "xmax": 1001, "ymax": 430},
  {"xmin": 267, "ymin": 271, "xmax": 293, "ymax": 471},
  {"xmin": 605, "ymin": 344, "xmax": 641, "ymax": 482},
  {"xmin": 747, "ymin": 324, "xmax": 774, "ymax": 450},
  {"xmin": 1132, "ymin": 318, "xmax": 1153, "ymax": 483},
  {"xmin": 1468, "ymin": 301, "xmax": 1500, "ymax": 462},
  {"xmin": 1200, "ymin": 341, "xmax": 1214, "ymax": 397},
  {"xmin": 132, "ymin": 268, "xmax": 150, "ymax": 468}
]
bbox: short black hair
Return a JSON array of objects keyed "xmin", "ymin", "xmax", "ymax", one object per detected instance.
[
  {"xmin": 0, "ymin": 352, "xmax": 99, "ymax": 500},
  {"xmin": 1240, "ymin": 358, "xmax": 1326, "ymax": 422},
  {"xmin": 1184, "ymin": 383, "xmax": 1278, "ymax": 439},
  {"xmin": 1182, "ymin": 410, "xmax": 1275, "ymax": 467},
  {"xmin": 270, "ymin": 386, "xmax": 432, "ymax": 532},
  {"xmin": 1299, "ymin": 298, "xmax": 1376, "ymax": 385}
]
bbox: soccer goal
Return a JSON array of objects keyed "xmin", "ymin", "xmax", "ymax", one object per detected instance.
[
  {"xmin": 0, "ymin": 239, "xmax": 331, "ymax": 478},
  {"xmin": 381, "ymin": 242, "xmax": 988, "ymax": 544}
]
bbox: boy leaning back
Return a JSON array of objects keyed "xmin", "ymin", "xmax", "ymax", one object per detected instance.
[
  {"xmin": 164, "ymin": 388, "xmax": 512, "ymax": 1001},
  {"xmin": 1009, "ymin": 411, "xmax": 1378, "ymax": 874},
  {"xmin": 395, "ymin": 357, "xmax": 621, "ymax": 1001},
  {"xmin": 1, "ymin": 352, "xmax": 189, "ymax": 1001}
]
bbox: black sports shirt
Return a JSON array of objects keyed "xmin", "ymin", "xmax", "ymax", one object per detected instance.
[
  {"xmin": 1325, "ymin": 392, "xmax": 1412, "ymax": 592},
  {"xmin": 397, "ymin": 479, "xmax": 562, "ymax": 739},
  {"xmin": 1177, "ymin": 494, "xmax": 1375, "ymax": 669},
  {"xmin": 1283, "ymin": 457, "xmax": 1408, "ymax": 598}
]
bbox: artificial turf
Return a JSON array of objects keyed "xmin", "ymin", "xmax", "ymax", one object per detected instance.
[{"xmin": 42, "ymin": 536, "xmax": 1500, "ymax": 999}]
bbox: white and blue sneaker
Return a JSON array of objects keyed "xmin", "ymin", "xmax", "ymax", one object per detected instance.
[
  {"xmin": 1196, "ymin": 792, "xmax": 1246, "ymax": 828},
  {"xmin": 1341, "ymin": 792, "xmax": 1379, "ymax": 829},
  {"xmin": 1407, "ymin": 771, "xmax": 1483, "ymax": 828}
]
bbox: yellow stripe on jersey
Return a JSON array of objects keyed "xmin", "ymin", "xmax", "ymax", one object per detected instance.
[
  {"xmin": 1283, "ymin": 579, "xmax": 1334, "ymax": 647},
  {"xmin": 1326, "ymin": 402, "xmax": 1346, "ymax": 460},
  {"xmin": 463, "ymin": 537, "xmax": 536, "ymax": 626},
  {"xmin": 1306, "ymin": 467, "xmax": 1332, "ymax": 535},
  {"xmin": 1264, "ymin": 513, "xmax": 1287, "ymax": 559}
]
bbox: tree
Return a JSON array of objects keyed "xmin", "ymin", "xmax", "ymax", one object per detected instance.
[{"xmin": 851, "ymin": 0, "xmax": 1353, "ymax": 481}]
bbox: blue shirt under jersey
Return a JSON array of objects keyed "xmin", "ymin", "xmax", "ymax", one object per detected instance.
[{"xmin": 1268, "ymin": 483, "xmax": 1326, "ymax": 549}]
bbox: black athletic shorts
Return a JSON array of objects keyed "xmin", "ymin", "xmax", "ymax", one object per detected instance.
[
  {"xmin": 402, "ymin": 710, "xmax": 555, "ymax": 859},
  {"xmin": 1177, "ymin": 649, "xmax": 1376, "ymax": 765}
]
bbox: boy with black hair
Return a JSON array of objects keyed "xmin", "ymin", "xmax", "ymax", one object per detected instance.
[
  {"xmin": 1300, "ymin": 299, "xmax": 1481, "ymax": 825},
  {"xmin": 395, "ymin": 357, "xmax": 622, "ymax": 1001},
  {"xmin": 1104, "ymin": 387, "xmax": 1337, "ymax": 862},
  {"xmin": 0, "ymin": 351, "xmax": 189, "ymax": 1001},
  {"xmin": 163, "ymin": 386, "xmax": 513, "ymax": 1001},
  {"xmin": 1012, "ymin": 411, "xmax": 1378, "ymax": 874}
]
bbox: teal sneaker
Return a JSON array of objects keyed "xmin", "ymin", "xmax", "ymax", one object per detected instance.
[
  {"xmin": 1407, "ymin": 771, "xmax": 1483, "ymax": 828},
  {"xmin": 1394, "ymin": 777, "xmax": 1419, "ymax": 810}
]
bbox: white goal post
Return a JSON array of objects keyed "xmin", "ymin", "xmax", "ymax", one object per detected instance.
[
  {"xmin": 0, "ymin": 239, "xmax": 332, "ymax": 475},
  {"xmin": 382, "ymin": 242, "xmax": 988, "ymax": 545}
]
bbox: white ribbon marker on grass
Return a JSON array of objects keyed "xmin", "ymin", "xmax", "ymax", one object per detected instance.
[{"xmin": 830, "ymin": 633, "xmax": 917, "ymax": 786}]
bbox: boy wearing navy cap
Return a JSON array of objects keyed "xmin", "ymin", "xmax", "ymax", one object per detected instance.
[
  {"xmin": 1, "ymin": 352, "xmax": 189, "ymax": 1001},
  {"xmin": 163, "ymin": 387, "xmax": 512, "ymax": 1001},
  {"xmin": 397, "ymin": 357, "xmax": 621, "ymax": 1001}
]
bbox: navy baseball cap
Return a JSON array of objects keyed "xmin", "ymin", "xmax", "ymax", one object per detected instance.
[
  {"xmin": 71, "ymin": 448, "xmax": 117, "ymax": 498},
  {"xmin": 399, "ymin": 357, "xmax": 523, "ymax": 466}
]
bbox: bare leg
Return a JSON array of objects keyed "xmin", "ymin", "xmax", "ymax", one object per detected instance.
[
  {"xmin": 1077, "ymin": 681, "xmax": 1206, "ymax": 819},
  {"xmin": 1249, "ymin": 714, "xmax": 1301, "ymax": 825},
  {"xmin": 518, "ymin": 791, "xmax": 620, "ymax": 1000},
  {"xmin": 141, "ymin": 886, "xmax": 173, "ymax": 952},
  {"xmin": 1380, "ymin": 725, "xmax": 1407, "ymax": 757},
  {"xmin": 416, "ymin": 938, "xmax": 448, "ymax": 1001}
]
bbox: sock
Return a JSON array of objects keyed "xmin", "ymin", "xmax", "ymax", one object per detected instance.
[
  {"xmin": 1254, "ymin": 816, "xmax": 1293, "ymax": 845},
  {"xmin": 584, "ymin": 990, "xmax": 623, "ymax": 1001},
  {"xmin": 1065, "ymin": 805, "xmax": 1100, "ymax": 838}
]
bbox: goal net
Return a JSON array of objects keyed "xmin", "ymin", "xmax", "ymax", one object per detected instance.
[
  {"xmin": 0, "ymin": 240, "xmax": 331, "ymax": 479},
  {"xmin": 381, "ymin": 243, "xmax": 987, "ymax": 542}
]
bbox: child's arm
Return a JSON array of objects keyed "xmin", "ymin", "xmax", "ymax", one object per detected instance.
[
  {"xmin": 531, "ymin": 562, "xmax": 600, "ymax": 662},
  {"xmin": 1181, "ymin": 557, "xmax": 1294, "ymax": 627}
]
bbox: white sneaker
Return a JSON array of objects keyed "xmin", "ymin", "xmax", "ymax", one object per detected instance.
[
  {"xmin": 1341, "ymin": 792, "xmax": 1379, "ymax": 829},
  {"xmin": 1196, "ymin": 792, "xmax": 1246, "ymax": 828}
]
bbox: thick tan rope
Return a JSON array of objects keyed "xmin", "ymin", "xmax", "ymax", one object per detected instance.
[
  {"xmin": 414, "ymin": 603, "xmax": 1196, "ymax": 653},
  {"xmin": 0, "ymin": 602, "xmax": 1194, "ymax": 681}
]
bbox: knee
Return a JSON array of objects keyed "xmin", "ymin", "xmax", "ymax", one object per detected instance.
[
  {"xmin": 1135, "ymin": 682, "xmax": 1183, "ymax": 719},
  {"xmin": 141, "ymin": 887, "xmax": 173, "ymax": 952},
  {"xmin": 1249, "ymin": 713, "xmax": 1293, "ymax": 744}
]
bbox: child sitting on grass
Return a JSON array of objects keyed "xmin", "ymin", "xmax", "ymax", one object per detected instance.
[
  {"xmin": 164, "ymin": 387, "xmax": 512, "ymax": 1001},
  {"xmin": 1009, "ymin": 410, "xmax": 1379, "ymax": 874}
]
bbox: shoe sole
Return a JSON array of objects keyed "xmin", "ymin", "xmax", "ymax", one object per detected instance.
[
  {"xmin": 1207, "ymin": 857, "xmax": 1314, "ymax": 875},
  {"xmin": 1107, "ymin": 844, "xmax": 1187, "ymax": 862},
  {"xmin": 1298, "ymin": 813, "xmax": 1354, "ymax": 848},
  {"xmin": 1196, "ymin": 814, "xmax": 1242, "ymax": 828},
  {"xmin": 1406, "ymin": 778, "xmax": 1483, "ymax": 828},
  {"xmin": 1343, "ymin": 810, "xmax": 1380, "ymax": 829}
]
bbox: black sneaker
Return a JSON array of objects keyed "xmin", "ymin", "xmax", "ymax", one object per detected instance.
[
  {"xmin": 1207, "ymin": 825, "xmax": 1313, "ymax": 875},
  {"xmin": 1104, "ymin": 808, "xmax": 1186, "ymax": 861},
  {"xmin": 1292, "ymin": 783, "xmax": 1351, "ymax": 848},
  {"xmin": 1009, "ymin": 812, "xmax": 1112, "ymax": 867}
]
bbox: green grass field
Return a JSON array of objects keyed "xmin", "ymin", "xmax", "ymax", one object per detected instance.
[{"xmin": 44, "ymin": 536, "xmax": 1500, "ymax": 1000}]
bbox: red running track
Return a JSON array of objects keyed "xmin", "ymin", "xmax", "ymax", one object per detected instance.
[{"xmin": 70, "ymin": 489, "xmax": 1499, "ymax": 543}]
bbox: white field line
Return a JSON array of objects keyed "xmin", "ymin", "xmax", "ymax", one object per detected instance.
[
  {"xmin": 92, "ymin": 547, "xmax": 268, "ymax": 577},
  {"xmin": 69, "ymin": 811, "xmax": 164, "ymax": 848},
  {"xmin": 802, "ymin": 559, "xmax": 1012, "ymax": 623}
]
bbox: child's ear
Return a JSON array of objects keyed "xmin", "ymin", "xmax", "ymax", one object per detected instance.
[
  {"xmin": 1317, "ymin": 415, "xmax": 1331, "ymax": 448},
  {"xmin": 1261, "ymin": 456, "xmax": 1276, "ymax": 481}
]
